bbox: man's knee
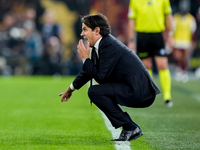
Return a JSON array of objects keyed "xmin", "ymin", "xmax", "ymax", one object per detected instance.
[
  {"xmin": 88, "ymin": 84, "xmax": 114, "ymax": 102},
  {"xmin": 88, "ymin": 85, "xmax": 99, "ymax": 99},
  {"xmin": 142, "ymin": 57, "xmax": 152, "ymax": 69},
  {"xmin": 155, "ymin": 57, "xmax": 168, "ymax": 70}
]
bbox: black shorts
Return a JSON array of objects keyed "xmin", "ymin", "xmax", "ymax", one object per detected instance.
[{"xmin": 136, "ymin": 32, "xmax": 166, "ymax": 59}]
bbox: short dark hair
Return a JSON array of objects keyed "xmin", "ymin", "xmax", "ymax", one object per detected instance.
[{"xmin": 81, "ymin": 13, "xmax": 111, "ymax": 36}]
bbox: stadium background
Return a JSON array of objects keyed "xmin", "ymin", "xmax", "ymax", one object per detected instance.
[{"xmin": 0, "ymin": 0, "xmax": 200, "ymax": 76}]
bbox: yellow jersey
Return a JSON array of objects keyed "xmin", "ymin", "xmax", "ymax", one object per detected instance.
[
  {"xmin": 173, "ymin": 13, "xmax": 196, "ymax": 49},
  {"xmin": 128, "ymin": 0, "xmax": 172, "ymax": 32}
]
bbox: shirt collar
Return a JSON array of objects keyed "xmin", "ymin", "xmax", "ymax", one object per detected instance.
[{"xmin": 93, "ymin": 37, "xmax": 102, "ymax": 57}]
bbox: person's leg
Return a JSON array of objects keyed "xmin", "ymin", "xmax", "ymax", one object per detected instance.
[
  {"xmin": 181, "ymin": 49, "xmax": 189, "ymax": 82},
  {"xmin": 88, "ymin": 84, "xmax": 138, "ymax": 130},
  {"xmin": 88, "ymin": 84, "xmax": 143, "ymax": 141},
  {"xmin": 182, "ymin": 49, "xmax": 189, "ymax": 71},
  {"xmin": 173, "ymin": 48, "xmax": 185, "ymax": 81},
  {"xmin": 136, "ymin": 32, "xmax": 153, "ymax": 77},
  {"xmin": 141, "ymin": 57, "xmax": 152, "ymax": 76},
  {"xmin": 155, "ymin": 56, "xmax": 172, "ymax": 106},
  {"xmin": 173, "ymin": 48, "xmax": 189, "ymax": 71},
  {"xmin": 173, "ymin": 48, "xmax": 183, "ymax": 69}
]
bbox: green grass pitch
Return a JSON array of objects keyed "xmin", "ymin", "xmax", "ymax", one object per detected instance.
[{"xmin": 0, "ymin": 76, "xmax": 199, "ymax": 150}]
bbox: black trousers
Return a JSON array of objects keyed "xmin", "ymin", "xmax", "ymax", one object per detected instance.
[{"xmin": 88, "ymin": 83, "xmax": 155, "ymax": 129}]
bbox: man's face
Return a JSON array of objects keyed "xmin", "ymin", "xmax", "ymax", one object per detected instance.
[{"xmin": 81, "ymin": 23, "xmax": 98, "ymax": 47}]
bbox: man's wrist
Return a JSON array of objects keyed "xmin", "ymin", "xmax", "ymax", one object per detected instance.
[{"xmin": 70, "ymin": 83, "xmax": 75, "ymax": 91}]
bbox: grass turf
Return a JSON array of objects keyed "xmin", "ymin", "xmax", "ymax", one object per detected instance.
[
  {"xmin": 124, "ymin": 77, "xmax": 200, "ymax": 150},
  {"xmin": 0, "ymin": 76, "xmax": 114, "ymax": 150},
  {"xmin": 0, "ymin": 76, "xmax": 200, "ymax": 150}
]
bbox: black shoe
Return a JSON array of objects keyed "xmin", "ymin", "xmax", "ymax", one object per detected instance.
[{"xmin": 111, "ymin": 127, "xmax": 143, "ymax": 141}]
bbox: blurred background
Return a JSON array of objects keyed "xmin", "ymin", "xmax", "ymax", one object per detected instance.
[{"xmin": 0, "ymin": 0, "xmax": 199, "ymax": 79}]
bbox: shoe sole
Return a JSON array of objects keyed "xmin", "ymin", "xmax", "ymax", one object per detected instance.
[{"xmin": 128, "ymin": 131, "xmax": 143, "ymax": 141}]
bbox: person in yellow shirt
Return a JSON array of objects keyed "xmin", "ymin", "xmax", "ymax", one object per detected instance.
[
  {"xmin": 128, "ymin": 0, "xmax": 174, "ymax": 107},
  {"xmin": 173, "ymin": 2, "xmax": 196, "ymax": 83}
]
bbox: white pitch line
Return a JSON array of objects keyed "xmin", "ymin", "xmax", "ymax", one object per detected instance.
[{"xmin": 99, "ymin": 111, "xmax": 132, "ymax": 150}]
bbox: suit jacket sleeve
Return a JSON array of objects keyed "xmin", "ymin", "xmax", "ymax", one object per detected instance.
[
  {"xmin": 82, "ymin": 42, "xmax": 120, "ymax": 84},
  {"xmin": 72, "ymin": 70, "xmax": 91, "ymax": 90}
]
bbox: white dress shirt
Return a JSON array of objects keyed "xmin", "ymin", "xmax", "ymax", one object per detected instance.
[{"xmin": 70, "ymin": 37, "xmax": 102, "ymax": 90}]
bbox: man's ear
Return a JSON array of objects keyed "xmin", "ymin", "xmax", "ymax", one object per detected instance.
[{"xmin": 95, "ymin": 27, "xmax": 100, "ymax": 35}]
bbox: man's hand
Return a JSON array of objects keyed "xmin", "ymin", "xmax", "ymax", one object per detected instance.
[
  {"xmin": 77, "ymin": 39, "xmax": 90, "ymax": 59},
  {"xmin": 59, "ymin": 87, "xmax": 73, "ymax": 103}
]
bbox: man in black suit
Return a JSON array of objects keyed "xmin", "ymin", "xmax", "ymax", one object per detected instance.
[{"xmin": 59, "ymin": 13, "xmax": 160, "ymax": 141}]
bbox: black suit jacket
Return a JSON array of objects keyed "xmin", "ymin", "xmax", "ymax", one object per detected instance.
[{"xmin": 73, "ymin": 34, "xmax": 160, "ymax": 106}]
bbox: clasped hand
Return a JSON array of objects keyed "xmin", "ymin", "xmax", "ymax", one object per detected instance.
[{"xmin": 77, "ymin": 39, "xmax": 90, "ymax": 59}]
